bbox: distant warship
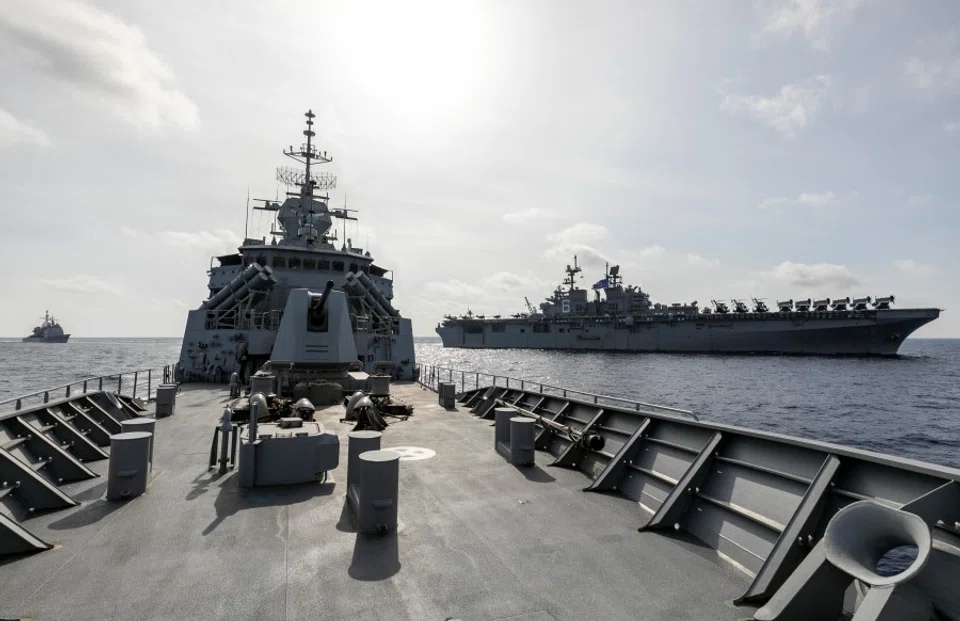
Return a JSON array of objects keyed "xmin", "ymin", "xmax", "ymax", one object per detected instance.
[
  {"xmin": 177, "ymin": 110, "xmax": 416, "ymax": 382},
  {"xmin": 437, "ymin": 256, "xmax": 941, "ymax": 355},
  {"xmin": 22, "ymin": 311, "xmax": 69, "ymax": 343}
]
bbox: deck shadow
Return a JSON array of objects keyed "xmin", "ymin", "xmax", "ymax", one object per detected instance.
[
  {"xmin": 202, "ymin": 473, "xmax": 336, "ymax": 535},
  {"xmin": 348, "ymin": 529, "xmax": 400, "ymax": 581},
  {"xmin": 48, "ymin": 488, "xmax": 125, "ymax": 531},
  {"xmin": 336, "ymin": 498, "xmax": 356, "ymax": 533},
  {"xmin": 517, "ymin": 464, "xmax": 555, "ymax": 483}
]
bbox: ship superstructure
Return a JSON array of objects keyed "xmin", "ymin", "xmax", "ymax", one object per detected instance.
[
  {"xmin": 178, "ymin": 111, "xmax": 416, "ymax": 381},
  {"xmin": 22, "ymin": 310, "xmax": 69, "ymax": 343},
  {"xmin": 437, "ymin": 256, "xmax": 941, "ymax": 355}
]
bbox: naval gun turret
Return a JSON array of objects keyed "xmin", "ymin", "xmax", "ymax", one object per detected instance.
[{"xmin": 270, "ymin": 281, "xmax": 357, "ymax": 369}]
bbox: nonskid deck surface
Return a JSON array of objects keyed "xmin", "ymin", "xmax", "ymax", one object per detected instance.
[{"xmin": 0, "ymin": 383, "xmax": 751, "ymax": 621}]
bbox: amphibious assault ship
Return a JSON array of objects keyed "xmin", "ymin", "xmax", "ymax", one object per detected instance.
[
  {"xmin": 22, "ymin": 311, "xmax": 69, "ymax": 343},
  {"xmin": 177, "ymin": 111, "xmax": 416, "ymax": 383},
  {"xmin": 437, "ymin": 257, "xmax": 941, "ymax": 355}
]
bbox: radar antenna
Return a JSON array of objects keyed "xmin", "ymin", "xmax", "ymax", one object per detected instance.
[{"xmin": 277, "ymin": 110, "xmax": 338, "ymax": 195}]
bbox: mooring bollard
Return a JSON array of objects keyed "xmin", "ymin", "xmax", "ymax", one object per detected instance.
[
  {"xmin": 509, "ymin": 417, "xmax": 536, "ymax": 466},
  {"xmin": 347, "ymin": 430, "xmax": 382, "ymax": 493},
  {"xmin": 155, "ymin": 384, "xmax": 177, "ymax": 418},
  {"xmin": 120, "ymin": 417, "xmax": 157, "ymax": 468},
  {"xmin": 494, "ymin": 407, "xmax": 514, "ymax": 454},
  {"xmin": 107, "ymin": 431, "xmax": 152, "ymax": 501},
  {"xmin": 354, "ymin": 449, "xmax": 400, "ymax": 534}
]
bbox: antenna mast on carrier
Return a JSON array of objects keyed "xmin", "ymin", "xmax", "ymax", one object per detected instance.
[{"xmin": 563, "ymin": 255, "xmax": 582, "ymax": 292}]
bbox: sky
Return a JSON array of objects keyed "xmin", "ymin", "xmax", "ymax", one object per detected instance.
[{"xmin": 0, "ymin": 0, "xmax": 958, "ymax": 337}]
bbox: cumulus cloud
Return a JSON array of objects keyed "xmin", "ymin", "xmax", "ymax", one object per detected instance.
[
  {"xmin": 483, "ymin": 271, "xmax": 540, "ymax": 291},
  {"xmin": 754, "ymin": 0, "xmax": 870, "ymax": 50},
  {"xmin": 907, "ymin": 194, "xmax": 933, "ymax": 208},
  {"xmin": 41, "ymin": 274, "xmax": 124, "ymax": 295},
  {"xmin": 759, "ymin": 191, "xmax": 837, "ymax": 209},
  {"xmin": 502, "ymin": 208, "xmax": 544, "ymax": 224},
  {"xmin": 547, "ymin": 223, "xmax": 609, "ymax": 245},
  {"xmin": 892, "ymin": 259, "xmax": 933, "ymax": 274},
  {"xmin": 903, "ymin": 32, "xmax": 960, "ymax": 91},
  {"xmin": 687, "ymin": 253, "xmax": 719, "ymax": 267},
  {"xmin": 422, "ymin": 279, "xmax": 486, "ymax": 303},
  {"xmin": 0, "ymin": 108, "xmax": 49, "ymax": 148},
  {"xmin": 545, "ymin": 223, "xmax": 611, "ymax": 268},
  {"xmin": 721, "ymin": 76, "xmax": 830, "ymax": 136},
  {"xmin": 162, "ymin": 229, "xmax": 238, "ymax": 254},
  {"xmin": 764, "ymin": 261, "xmax": 860, "ymax": 289},
  {"xmin": 0, "ymin": 0, "xmax": 198, "ymax": 129}
]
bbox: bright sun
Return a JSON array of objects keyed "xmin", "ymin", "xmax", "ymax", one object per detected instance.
[{"xmin": 324, "ymin": 1, "xmax": 495, "ymax": 134}]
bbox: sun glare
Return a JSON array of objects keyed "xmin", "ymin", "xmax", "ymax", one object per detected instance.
[{"xmin": 326, "ymin": 1, "xmax": 494, "ymax": 135}]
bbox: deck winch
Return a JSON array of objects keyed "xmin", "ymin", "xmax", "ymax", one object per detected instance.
[{"xmin": 494, "ymin": 398, "xmax": 605, "ymax": 451}]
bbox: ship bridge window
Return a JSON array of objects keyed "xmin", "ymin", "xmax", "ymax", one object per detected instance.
[
  {"xmin": 533, "ymin": 324, "xmax": 550, "ymax": 333},
  {"xmin": 349, "ymin": 263, "xmax": 359, "ymax": 273},
  {"xmin": 319, "ymin": 260, "xmax": 330, "ymax": 270},
  {"xmin": 333, "ymin": 260, "xmax": 345, "ymax": 271},
  {"xmin": 272, "ymin": 256, "xmax": 284, "ymax": 268},
  {"xmin": 288, "ymin": 257, "xmax": 301, "ymax": 269},
  {"xmin": 360, "ymin": 264, "xmax": 370, "ymax": 274},
  {"xmin": 256, "ymin": 255, "xmax": 266, "ymax": 266},
  {"xmin": 492, "ymin": 324, "xmax": 505, "ymax": 332},
  {"xmin": 303, "ymin": 259, "xmax": 315, "ymax": 270}
]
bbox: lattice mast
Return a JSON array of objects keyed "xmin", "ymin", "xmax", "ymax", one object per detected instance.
[{"xmin": 277, "ymin": 109, "xmax": 338, "ymax": 198}]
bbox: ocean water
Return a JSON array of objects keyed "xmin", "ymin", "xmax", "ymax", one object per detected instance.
[
  {"xmin": 415, "ymin": 337, "xmax": 960, "ymax": 469},
  {"xmin": 0, "ymin": 338, "xmax": 183, "ymax": 403},
  {"xmin": 1, "ymin": 336, "xmax": 958, "ymax": 469}
]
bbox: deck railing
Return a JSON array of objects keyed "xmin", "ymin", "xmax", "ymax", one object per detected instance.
[
  {"xmin": 0, "ymin": 363, "xmax": 178, "ymax": 415},
  {"xmin": 415, "ymin": 363, "xmax": 698, "ymax": 421}
]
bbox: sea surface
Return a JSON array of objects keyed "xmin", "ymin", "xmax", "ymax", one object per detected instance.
[{"xmin": 1, "ymin": 336, "xmax": 958, "ymax": 469}]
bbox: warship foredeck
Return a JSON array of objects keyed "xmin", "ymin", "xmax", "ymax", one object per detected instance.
[{"xmin": 0, "ymin": 382, "xmax": 751, "ymax": 621}]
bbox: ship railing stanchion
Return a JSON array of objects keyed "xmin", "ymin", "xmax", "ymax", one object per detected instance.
[{"xmin": 133, "ymin": 372, "xmax": 138, "ymax": 399}]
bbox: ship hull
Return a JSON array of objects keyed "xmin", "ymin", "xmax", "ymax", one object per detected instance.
[
  {"xmin": 21, "ymin": 334, "xmax": 70, "ymax": 343},
  {"xmin": 436, "ymin": 309, "xmax": 940, "ymax": 356}
]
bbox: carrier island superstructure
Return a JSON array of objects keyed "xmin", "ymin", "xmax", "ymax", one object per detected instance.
[
  {"xmin": 177, "ymin": 111, "xmax": 415, "ymax": 382},
  {"xmin": 437, "ymin": 257, "xmax": 941, "ymax": 355}
]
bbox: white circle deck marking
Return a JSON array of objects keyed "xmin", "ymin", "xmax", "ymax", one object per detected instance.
[{"xmin": 386, "ymin": 446, "xmax": 436, "ymax": 461}]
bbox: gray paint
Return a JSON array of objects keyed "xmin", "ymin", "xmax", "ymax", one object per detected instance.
[
  {"xmin": 0, "ymin": 379, "xmax": 956, "ymax": 619},
  {"xmin": 460, "ymin": 383, "xmax": 960, "ymax": 614},
  {"xmin": 177, "ymin": 112, "xmax": 416, "ymax": 383},
  {"xmin": 436, "ymin": 260, "xmax": 940, "ymax": 355},
  {"xmin": 349, "ymin": 449, "xmax": 400, "ymax": 534},
  {"xmin": 106, "ymin": 431, "xmax": 151, "ymax": 501},
  {"xmin": 120, "ymin": 417, "xmax": 156, "ymax": 467},
  {"xmin": 238, "ymin": 420, "xmax": 339, "ymax": 487}
]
